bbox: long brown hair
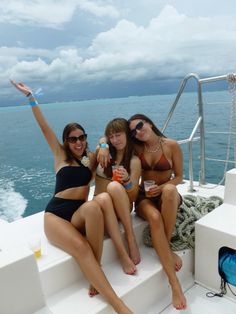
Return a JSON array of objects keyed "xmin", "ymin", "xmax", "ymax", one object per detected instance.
[
  {"xmin": 62, "ymin": 122, "xmax": 88, "ymax": 164},
  {"xmin": 104, "ymin": 118, "xmax": 133, "ymax": 177},
  {"xmin": 128, "ymin": 113, "xmax": 166, "ymax": 146}
]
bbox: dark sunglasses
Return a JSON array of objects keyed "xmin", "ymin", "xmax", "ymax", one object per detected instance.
[
  {"xmin": 66, "ymin": 134, "xmax": 87, "ymax": 143},
  {"xmin": 130, "ymin": 121, "xmax": 144, "ymax": 138}
]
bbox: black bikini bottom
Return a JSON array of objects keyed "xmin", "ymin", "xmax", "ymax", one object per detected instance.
[
  {"xmin": 135, "ymin": 188, "xmax": 182, "ymax": 209},
  {"xmin": 45, "ymin": 196, "xmax": 86, "ymax": 222}
]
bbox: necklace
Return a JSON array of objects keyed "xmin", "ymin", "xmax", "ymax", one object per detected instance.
[{"xmin": 144, "ymin": 138, "xmax": 161, "ymax": 153}]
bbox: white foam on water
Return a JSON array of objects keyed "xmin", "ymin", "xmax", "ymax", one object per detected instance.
[{"xmin": 0, "ymin": 180, "xmax": 27, "ymax": 222}]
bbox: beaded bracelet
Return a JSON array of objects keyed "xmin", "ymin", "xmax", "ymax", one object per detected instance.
[
  {"xmin": 122, "ymin": 176, "xmax": 130, "ymax": 184},
  {"xmin": 26, "ymin": 92, "xmax": 33, "ymax": 98}
]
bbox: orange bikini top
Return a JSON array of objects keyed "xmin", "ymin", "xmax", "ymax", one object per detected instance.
[{"xmin": 139, "ymin": 152, "xmax": 171, "ymax": 171}]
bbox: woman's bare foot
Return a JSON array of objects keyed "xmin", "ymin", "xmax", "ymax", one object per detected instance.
[
  {"xmin": 171, "ymin": 281, "xmax": 187, "ymax": 310},
  {"xmin": 128, "ymin": 238, "xmax": 141, "ymax": 265},
  {"xmin": 119, "ymin": 253, "xmax": 136, "ymax": 275},
  {"xmin": 88, "ymin": 285, "xmax": 99, "ymax": 297},
  {"xmin": 172, "ymin": 252, "xmax": 182, "ymax": 271}
]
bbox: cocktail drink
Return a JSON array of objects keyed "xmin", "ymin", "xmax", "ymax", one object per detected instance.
[
  {"xmin": 112, "ymin": 165, "xmax": 123, "ymax": 182},
  {"xmin": 144, "ymin": 180, "xmax": 156, "ymax": 197},
  {"xmin": 34, "ymin": 247, "xmax": 41, "ymax": 258},
  {"xmin": 28, "ymin": 236, "xmax": 41, "ymax": 258}
]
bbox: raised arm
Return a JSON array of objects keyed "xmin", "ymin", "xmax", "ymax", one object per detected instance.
[{"xmin": 10, "ymin": 80, "xmax": 62, "ymax": 157}]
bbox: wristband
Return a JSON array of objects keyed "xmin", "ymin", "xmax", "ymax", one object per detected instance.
[
  {"xmin": 124, "ymin": 182, "xmax": 133, "ymax": 189},
  {"xmin": 29, "ymin": 99, "xmax": 38, "ymax": 107},
  {"xmin": 100, "ymin": 143, "xmax": 109, "ymax": 148}
]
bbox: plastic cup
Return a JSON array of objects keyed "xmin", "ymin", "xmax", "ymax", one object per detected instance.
[
  {"xmin": 144, "ymin": 180, "xmax": 156, "ymax": 197},
  {"xmin": 112, "ymin": 165, "xmax": 122, "ymax": 182},
  {"xmin": 28, "ymin": 236, "xmax": 41, "ymax": 258}
]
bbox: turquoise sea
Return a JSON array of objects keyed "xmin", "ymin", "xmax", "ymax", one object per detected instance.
[{"xmin": 0, "ymin": 90, "xmax": 235, "ymax": 222}]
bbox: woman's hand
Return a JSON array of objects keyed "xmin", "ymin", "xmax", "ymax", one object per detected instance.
[
  {"xmin": 10, "ymin": 80, "xmax": 32, "ymax": 96},
  {"xmin": 148, "ymin": 184, "xmax": 162, "ymax": 197},
  {"xmin": 115, "ymin": 166, "xmax": 129, "ymax": 183}
]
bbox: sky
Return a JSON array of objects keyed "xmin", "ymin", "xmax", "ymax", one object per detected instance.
[{"xmin": 0, "ymin": 0, "xmax": 236, "ymax": 106}]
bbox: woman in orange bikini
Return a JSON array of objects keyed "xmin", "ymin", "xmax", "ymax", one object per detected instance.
[{"xmin": 128, "ymin": 114, "xmax": 187, "ymax": 310}]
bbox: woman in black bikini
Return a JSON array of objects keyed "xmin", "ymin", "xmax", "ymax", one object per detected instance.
[
  {"xmin": 128, "ymin": 114, "xmax": 187, "ymax": 311},
  {"xmin": 10, "ymin": 80, "xmax": 133, "ymax": 314}
]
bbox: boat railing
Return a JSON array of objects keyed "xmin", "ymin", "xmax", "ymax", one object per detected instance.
[{"xmin": 162, "ymin": 72, "xmax": 236, "ymax": 192}]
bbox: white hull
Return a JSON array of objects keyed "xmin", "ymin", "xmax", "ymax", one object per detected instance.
[
  {"xmin": 1, "ymin": 72, "xmax": 236, "ymax": 313},
  {"xmin": 1, "ymin": 172, "xmax": 236, "ymax": 314}
]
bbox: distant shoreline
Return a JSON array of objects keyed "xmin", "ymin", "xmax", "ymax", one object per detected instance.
[{"xmin": 0, "ymin": 85, "xmax": 229, "ymax": 109}]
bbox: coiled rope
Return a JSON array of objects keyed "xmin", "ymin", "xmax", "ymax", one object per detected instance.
[{"xmin": 142, "ymin": 194, "xmax": 223, "ymax": 250}]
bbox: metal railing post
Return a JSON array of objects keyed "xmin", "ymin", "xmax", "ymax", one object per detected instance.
[
  {"xmin": 162, "ymin": 73, "xmax": 205, "ymax": 189},
  {"xmin": 162, "ymin": 72, "xmax": 235, "ymax": 188},
  {"xmin": 188, "ymin": 140, "xmax": 194, "ymax": 191},
  {"xmin": 187, "ymin": 117, "xmax": 202, "ymax": 191},
  {"xmin": 197, "ymin": 82, "xmax": 206, "ymax": 185}
]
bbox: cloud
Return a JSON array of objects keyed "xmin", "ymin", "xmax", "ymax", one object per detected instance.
[
  {"xmin": 0, "ymin": 0, "xmax": 119, "ymax": 29},
  {"xmin": 0, "ymin": 0, "xmax": 75, "ymax": 28},
  {"xmin": 0, "ymin": 46, "xmax": 55, "ymax": 89},
  {"xmin": 81, "ymin": 5, "xmax": 236, "ymax": 80},
  {"xmin": 1, "ymin": 5, "xmax": 236, "ymax": 97},
  {"xmin": 79, "ymin": 0, "xmax": 119, "ymax": 18}
]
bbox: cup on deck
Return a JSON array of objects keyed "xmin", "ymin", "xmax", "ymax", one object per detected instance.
[
  {"xmin": 28, "ymin": 235, "xmax": 42, "ymax": 258},
  {"xmin": 144, "ymin": 180, "xmax": 156, "ymax": 197},
  {"xmin": 112, "ymin": 165, "xmax": 123, "ymax": 182}
]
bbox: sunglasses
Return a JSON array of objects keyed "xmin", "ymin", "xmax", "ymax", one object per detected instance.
[
  {"xmin": 66, "ymin": 134, "xmax": 87, "ymax": 143},
  {"xmin": 130, "ymin": 121, "xmax": 144, "ymax": 138}
]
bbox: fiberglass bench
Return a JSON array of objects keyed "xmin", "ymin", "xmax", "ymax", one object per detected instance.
[{"xmin": 195, "ymin": 168, "xmax": 236, "ymax": 299}]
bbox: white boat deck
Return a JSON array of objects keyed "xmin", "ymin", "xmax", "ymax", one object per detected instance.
[
  {"xmin": 1, "ymin": 172, "xmax": 236, "ymax": 314},
  {"xmin": 177, "ymin": 180, "xmax": 225, "ymax": 199},
  {"xmin": 161, "ymin": 284, "xmax": 236, "ymax": 314}
]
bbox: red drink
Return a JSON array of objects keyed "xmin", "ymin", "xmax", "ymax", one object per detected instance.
[{"xmin": 112, "ymin": 166, "xmax": 122, "ymax": 182}]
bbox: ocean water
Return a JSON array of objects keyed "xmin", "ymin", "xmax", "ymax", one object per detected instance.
[{"xmin": 0, "ymin": 90, "xmax": 235, "ymax": 222}]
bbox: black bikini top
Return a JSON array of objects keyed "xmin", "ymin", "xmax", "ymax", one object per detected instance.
[{"xmin": 54, "ymin": 159, "xmax": 92, "ymax": 194}]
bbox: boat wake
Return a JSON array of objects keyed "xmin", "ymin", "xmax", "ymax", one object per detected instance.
[{"xmin": 0, "ymin": 179, "xmax": 27, "ymax": 222}]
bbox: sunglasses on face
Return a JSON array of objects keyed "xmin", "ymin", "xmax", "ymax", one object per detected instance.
[
  {"xmin": 130, "ymin": 121, "xmax": 144, "ymax": 138},
  {"xmin": 66, "ymin": 134, "xmax": 87, "ymax": 143}
]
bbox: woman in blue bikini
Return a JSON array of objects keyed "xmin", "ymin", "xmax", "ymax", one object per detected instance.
[
  {"xmin": 128, "ymin": 114, "xmax": 187, "ymax": 311},
  {"xmin": 10, "ymin": 80, "xmax": 133, "ymax": 314}
]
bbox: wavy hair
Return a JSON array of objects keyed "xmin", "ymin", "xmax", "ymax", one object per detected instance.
[
  {"xmin": 62, "ymin": 122, "xmax": 88, "ymax": 164},
  {"xmin": 128, "ymin": 113, "xmax": 166, "ymax": 146}
]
